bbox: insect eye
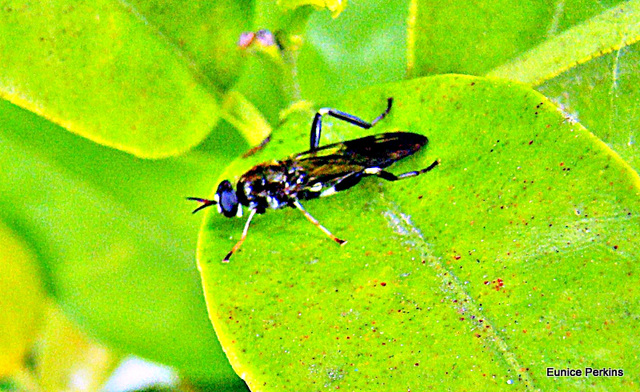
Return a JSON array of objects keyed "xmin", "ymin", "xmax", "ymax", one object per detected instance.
[{"xmin": 216, "ymin": 180, "xmax": 239, "ymax": 218}]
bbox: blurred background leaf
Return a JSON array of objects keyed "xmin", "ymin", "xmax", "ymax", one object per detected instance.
[
  {"xmin": 278, "ymin": 0, "xmax": 347, "ymax": 18},
  {"xmin": 298, "ymin": 0, "xmax": 408, "ymax": 103},
  {"xmin": 0, "ymin": 0, "xmax": 252, "ymax": 158},
  {"xmin": 0, "ymin": 222, "xmax": 46, "ymax": 377},
  {"xmin": 408, "ymin": 0, "xmax": 625, "ymax": 77},
  {"xmin": 34, "ymin": 306, "xmax": 117, "ymax": 392},
  {"xmin": 0, "ymin": 98, "xmax": 247, "ymax": 385},
  {"xmin": 126, "ymin": 0, "xmax": 254, "ymax": 92},
  {"xmin": 487, "ymin": 1, "xmax": 640, "ymax": 85}
]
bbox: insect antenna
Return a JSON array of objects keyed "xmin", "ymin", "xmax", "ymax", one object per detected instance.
[{"xmin": 187, "ymin": 197, "xmax": 217, "ymax": 214}]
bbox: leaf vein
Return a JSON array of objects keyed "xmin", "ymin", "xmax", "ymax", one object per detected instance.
[{"xmin": 380, "ymin": 200, "xmax": 539, "ymax": 391}]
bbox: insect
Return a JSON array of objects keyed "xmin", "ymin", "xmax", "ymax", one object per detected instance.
[{"xmin": 189, "ymin": 98, "xmax": 439, "ymax": 262}]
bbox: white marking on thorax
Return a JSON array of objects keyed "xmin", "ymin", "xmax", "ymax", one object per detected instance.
[
  {"xmin": 266, "ymin": 195, "xmax": 280, "ymax": 209},
  {"xmin": 364, "ymin": 167, "xmax": 382, "ymax": 174},
  {"xmin": 309, "ymin": 182, "xmax": 323, "ymax": 192},
  {"xmin": 213, "ymin": 193, "xmax": 223, "ymax": 214},
  {"xmin": 320, "ymin": 186, "xmax": 337, "ymax": 197}
]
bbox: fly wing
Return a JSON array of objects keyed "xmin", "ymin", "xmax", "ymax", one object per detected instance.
[
  {"xmin": 294, "ymin": 132, "xmax": 427, "ymax": 169},
  {"xmin": 342, "ymin": 132, "xmax": 427, "ymax": 167},
  {"xmin": 290, "ymin": 132, "xmax": 428, "ymax": 198},
  {"xmin": 291, "ymin": 154, "xmax": 366, "ymax": 199}
]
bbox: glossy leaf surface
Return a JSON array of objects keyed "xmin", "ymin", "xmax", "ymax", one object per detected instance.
[
  {"xmin": 197, "ymin": 76, "xmax": 640, "ymax": 390},
  {"xmin": 536, "ymin": 41, "xmax": 640, "ymax": 175},
  {"xmin": 0, "ymin": 0, "xmax": 251, "ymax": 158},
  {"xmin": 485, "ymin": 1, "xmax": 640, "ymax": 173},
  {"xmin": 409, "ymin": 0, "xmax": 626, "ymax": 78}
]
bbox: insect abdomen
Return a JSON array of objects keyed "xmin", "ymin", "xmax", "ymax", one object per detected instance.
[{"xmin": 343, "ymin": 132, "xmax": 427, "ymax": 168}]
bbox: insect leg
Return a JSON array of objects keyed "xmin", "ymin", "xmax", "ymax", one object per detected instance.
[
  {"xmin": 222, "ymin": 209, "xmax": 257, "ymax": 263},
  {"xmin": 310, "ymin": 97, "xmax": 393, "ymax": 150},
  {"xmin": 293, "ymin": 200, "xmax": 347, "ymax": 245},
  {"xmin": 375, "ymin": 159, "xmax": 440, "ymax": 181}
]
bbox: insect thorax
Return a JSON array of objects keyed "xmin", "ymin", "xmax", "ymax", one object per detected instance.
[{"xmin": 236, "ymin": 160, "xmax": 307, "ymax": 213}]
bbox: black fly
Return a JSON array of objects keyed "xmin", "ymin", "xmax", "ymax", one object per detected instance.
[{"xmin": 189, "ymin": 98, "xmax": 439, "ymax": 262}]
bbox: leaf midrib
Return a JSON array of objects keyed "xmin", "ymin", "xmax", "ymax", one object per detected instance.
[{"xmin": 378, "ymin": 197, "xmax": 538, "ymax": 391}]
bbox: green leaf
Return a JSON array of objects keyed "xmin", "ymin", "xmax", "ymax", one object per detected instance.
[
  {"xmin": 232, "ymin": 56, "xmax": 289, "ymax": 129},
  {"xmin": 126, "ymin": 0, "xmax": 253, "ymax": 91},
  {"xmin": 0, "ymin": 0, "xmax": 227, "ymax": 158},
  {"xmin": 278, "ymin": 0, "xmax": 347, "ymax": 18},
  {"xmin": 484, "ymin": 2, "xmax": 640, "ymax": 176},
  {"xmin": 488, "ymin": 0, "xmax": 640, "ymax": 86},
  {"xmin": 221, "ymin": 91, "xmax": 272, "ymax": 148},
  {"xmin": 536, "ymin": 41, "xmax": 640, "ymax": 175},
  {"xmin": 297, "ymin": 0, "xmax": 408, "ymax": 103},
  {"xmin": 408, "ymin": 0, "xmax": 626, "ymax": 78},
  {"xmin": 197, "ymin": 76, "xmax": 640, "ymax": 390},
  {"xmin": 234, "ymin": 0, "xmax": 407, "ymax": 123},
  {"xmin": 35, "ymin": 306, "xmax": 119, "ymax": 392},
  {"xmin": 483, "ymin": 1, "xmax": 640, "ymax": 173},
  {"xmin": 0, "ymin": 221, "xmax": 46, "ymax": 377},
  {"xmin": 0, "ymin": 98, "xmax": 246, "ymax": 384}
]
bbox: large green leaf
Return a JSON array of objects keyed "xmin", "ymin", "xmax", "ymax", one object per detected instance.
[
  {"xmin": 485, "ymin": 1, "xmax": 640, "ymax": 174},
  {"xmin": 0, "ymin": 0, "xmax": 247, "ymax": 158},
  {"xmin": 488, "ymin": 0, "xmax": 640, "ymax": 85},
  {"xmin": 197, "ymin": 76, "xmax": 639, "ymax": 390},
  {"xmin": 483, "ymin": 1, "xmax": 640, "ymax": 176},
  {"xmin": 0, "ymin": 98, "xmax": 247, "ymax": 386},
  {"xmin": 536, "ymin": 42, "xmax": 640, "ymax": 175},
  {"xmin": 409, "ymin": 0, "xmax": 625, "ymax": 78}
]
